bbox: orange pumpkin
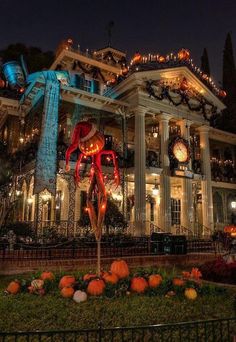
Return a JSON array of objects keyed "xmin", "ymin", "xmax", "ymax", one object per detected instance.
[
  {"xmin": 173, "ymin": 278, "xmax": 185, "ymax": 286},
  {"xmin": 219, "ymin": 90, "xmax": 227, "ymax": 98},
  {"xmin": 6, "ymin": 280, "xmax": 20, "ymax": 294},
  {"xmin": 61, "ymin": 286, "xmax": 75, "ymax": 298},
  {"xmin": 41, "ymin": 271, "xmax": 55, "ymax": 281},
  {"xmin": 178, "ymin": 48, "xmax": 190, "ymax": 61},
  {"xmin": 131, "ymin": 277, "xmax": 148, "ymax": 293},
  {"xmin": 87, "ymin": 279, "xmax": 105, "ymax": 296},
  {"xmin": 185, "ymin": 288, "xmax": 197, "ymax": 300},
  {"xmin": 59, "ymin": 275, "xmax": 76, "ymax": 289},
  {"xmin": 110, "ymin": 259, "xmax": 129, "ymax": 279},
  {"xmin": 132, "ymin": 53, "xmax": 142, "ymax": 64},
  {"xmin": 79, "ymin": 132, "xmax": 105, "ymax": 156},
  {"xmin": 158, "ymin": 56, "xmax": 165, "ymax": 63},
  {"xmin": 102, "ymin": 271, "xmax": 119, "ymax": 284},
  {"xmin": 83, "ymin": 273, "xmax": 97, "ymax": 281},
  {"xmin": 148, "ymin": 274, "xmax": 162, "ymax": 288}
]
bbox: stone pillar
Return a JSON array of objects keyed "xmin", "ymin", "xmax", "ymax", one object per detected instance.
[
  {"xmin": 134, "ymin": 106, "xmax": 147, "ymax": 236},
  {"xmin": 159, "ymin": 114, "xmax": 172, "ymax": 232},
  {"xmin": 198, "ymin": 126, "xmax": 214, "ymax": 233},
  {"xmin": 179, "ymin": 120, "xmax": 194, "ymax": 230}
]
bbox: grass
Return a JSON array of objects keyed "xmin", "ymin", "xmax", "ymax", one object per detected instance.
[{"xmin": 0, "ymin": 268, "xmax": 236, "ymax": 332}]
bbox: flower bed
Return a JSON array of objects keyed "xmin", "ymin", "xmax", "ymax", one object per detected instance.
[{"xmin": 200, "ymin": 256, "xmax": 236, "ymax": 285}]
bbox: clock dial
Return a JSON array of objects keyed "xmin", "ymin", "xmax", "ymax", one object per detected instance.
[{"xmin": 173, "ymin": 141, "xmax": 188, "ymax": 162}]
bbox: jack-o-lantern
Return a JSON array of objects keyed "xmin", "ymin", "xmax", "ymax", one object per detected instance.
[
  {"xmin": 219, "ymin": 90, "xmax": 227, "ymax": 98},
  {"xmin": 132, "ymin": 53, "xmax": 142, "ymax": 64},
  {"xmin": 158, "ymin": 56, "xmax": 165, "ymax": 63},
  {"xmin": 178, "ymin": 49, "xmax": 190, "ymax": 61},
  {"xmin": 79, "ymin": 132, "xmax": 105, "ymax": 156}
]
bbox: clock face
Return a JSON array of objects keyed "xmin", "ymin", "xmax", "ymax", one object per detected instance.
[{"xmin": 172, "ymin": 141, "xmax": 188, "ymax": 162}]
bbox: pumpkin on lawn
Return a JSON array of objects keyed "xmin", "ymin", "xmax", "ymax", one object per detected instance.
[
  {"xmin": 130, "ymin": 277, "xmax": 148, "ymax": 293},
  {"xmin": 185, "ymin": 288, "xmax": 197, "ymax": 300},
  {"xmin": 83, "ymin": 273, "xmax": 97, "ymax": 282},
  {"xmin": 110, "ymin": 259, "xmax": 129, "ymax": 279},
  {"xmin": 73, "ymin": 290, "xmax": 87, "ymax": 303},
  {"xmin": 87, "ymin": 279, "xmax": 105, "ymax": 296},
  {"xmin": 148, "ymin": 274, "xmax": 162, "ymax": 288},
  {"xmin": 172, "ymin": 278, "xmax": 185, "ymax": 286},
  {"xmin": 31, "ymin": 279, "xmax": 44, "ymax": 290},
  {"xmin": 102, "ymin": 271, "xmax": 119, "ymax": 284},
  {"xmin": 6, "ymin": 280, "xmax": 21, "ymax": 294},
  {"xmin": 61, "ymin": 286, "xmax": 75, "ymax": 298},
  {"xmin": 59, "ymin": 275, "xmax": 76, "ymax": 289},
  {"xmin": 40, "ymin": 271, "xmax": 55, "ymax": 281}
]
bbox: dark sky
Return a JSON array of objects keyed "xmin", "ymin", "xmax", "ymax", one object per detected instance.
[{"xmin": 0, "ymin": 0, "xmax": 235, "ymax": 85}]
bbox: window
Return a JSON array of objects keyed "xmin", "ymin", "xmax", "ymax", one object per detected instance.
[
  {"xmin": 171, "ymin": 198, "xmax": 181, "ymax": 225},
  {"xmin": 213, "ymin": 192, "xmax": 223, "ymax": 223},
  {"xmin": 83, "ymin": 79, "xmax": 92, "ymax": 92},
  {"xmin": 55, "ymin": 191, "xmax": 62, "ymax": 223}
]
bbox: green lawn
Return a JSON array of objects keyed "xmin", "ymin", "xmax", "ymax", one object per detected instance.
[{"xmin": 0, "ymin": 270, "xmax": 235, "ymax": 332}]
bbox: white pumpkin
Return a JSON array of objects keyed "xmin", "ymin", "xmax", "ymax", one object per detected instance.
[
  {"xmin": 73, "ymin": 290, "xmax": 87, "ymax": 303},
  {"xmin": 31, "ymin": 279, "xmax": 44, "ymax": 290}
]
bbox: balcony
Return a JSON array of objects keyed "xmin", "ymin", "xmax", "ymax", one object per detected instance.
[{"xmin": 211, "ymin": 158, "xmax": 236, "ymax": 183}]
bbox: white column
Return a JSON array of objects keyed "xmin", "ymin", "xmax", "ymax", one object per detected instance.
[
  {"xmin": 179, "ymin": 120, "xmax": 194, "ymax": 230},
  {"xmin": 159, "ymin": 114, "xmax": 172, "ymax": 232},
  {"xmin": 198, "ymin": 126, "xmax": 214, "ymax": 233},
  {"xmin": 134, "ymin": 106, "xmax": 147, "ymax": 236}
]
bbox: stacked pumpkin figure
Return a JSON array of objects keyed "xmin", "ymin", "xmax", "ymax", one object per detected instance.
[{"xmin": 5, "ymin": 259, "xmax": 202, "ymax": 301}]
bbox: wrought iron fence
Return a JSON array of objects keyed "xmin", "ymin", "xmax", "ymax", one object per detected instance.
[
  {"xmin": 0, "ymin": 236, "xmax": 217, "ymax": 261},
  {"xmin": 0, "ymin": 318, "xmax": 235, "ymax": 341}
]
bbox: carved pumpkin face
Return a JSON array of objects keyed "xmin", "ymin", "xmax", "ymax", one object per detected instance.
[
  {"xmin": 130, "ymin": 277, "xmax": 148, "ymax": 293},
  {"xmin": 110, "ymin": 259, "xmax": 130, "ymax": 279},
  {"xmin": 79, "ymin": 132, "xmax": 105, "ymax": 156},
  {"xmin": 87, "ymin": 279, "xmax": 105, "ymax": 296},
  {"xmin": 132, "ymin": 53, "xmax": 142, "ymax": 64},
  {"xmin": 178, "ymin": 49, "xmax": 190, "ymax": 61}
]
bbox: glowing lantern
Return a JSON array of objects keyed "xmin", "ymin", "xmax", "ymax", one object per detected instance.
[
  {"xmin": 158, "ymin": 56, "xmax": 165, "ymax": 63},
  {"xmin": 132, "ymin": 53, "xmax": 142, "ymax": 64},
  {"xmin": 224, "ymin": 225, "xmax": 236, "ymax": 237},
  {"xmin": 202, "ymin": 74, "xmax": 208, "ymax": 80},
  {"xmin": 178, "ymin": 49, "xmax": 190, "ymax": 61},
  {"xmin": 219, "ymin": 90, "xmax": 227, "ymax": 98}
]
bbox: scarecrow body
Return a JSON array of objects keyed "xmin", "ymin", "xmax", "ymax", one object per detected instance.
[{"xmin": 65, "ymin": 121, "xmax": 120, "ymax": 250}]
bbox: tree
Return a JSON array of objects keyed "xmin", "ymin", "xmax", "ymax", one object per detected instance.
[
  {"xmin": 0, "ymin": 43, "xmax": 54, "ymax": 73},
  {"xmin": 78, "ymin": 197, "xmax": 127, "ymax": 234},
  {"xmin": 215, "ymin": 33, "xmax": 236, "ymax": 133},
  {"xmin": 201, "ymin": 48, "xmax": 210, "ymax": 75}
]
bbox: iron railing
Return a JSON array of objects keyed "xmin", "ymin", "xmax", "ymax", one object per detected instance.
[
  {"xmin": 0, "ymin": 237, "xmax": 217, "ymax": 261},
  {"xmin": 0, "ymin": 318, "xmax": 235, "ymax": 341}
]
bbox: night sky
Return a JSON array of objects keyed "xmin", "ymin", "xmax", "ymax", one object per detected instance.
[{"xmin": 0, "ymin": 0, "xmax": 235, "ymax": 85}]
